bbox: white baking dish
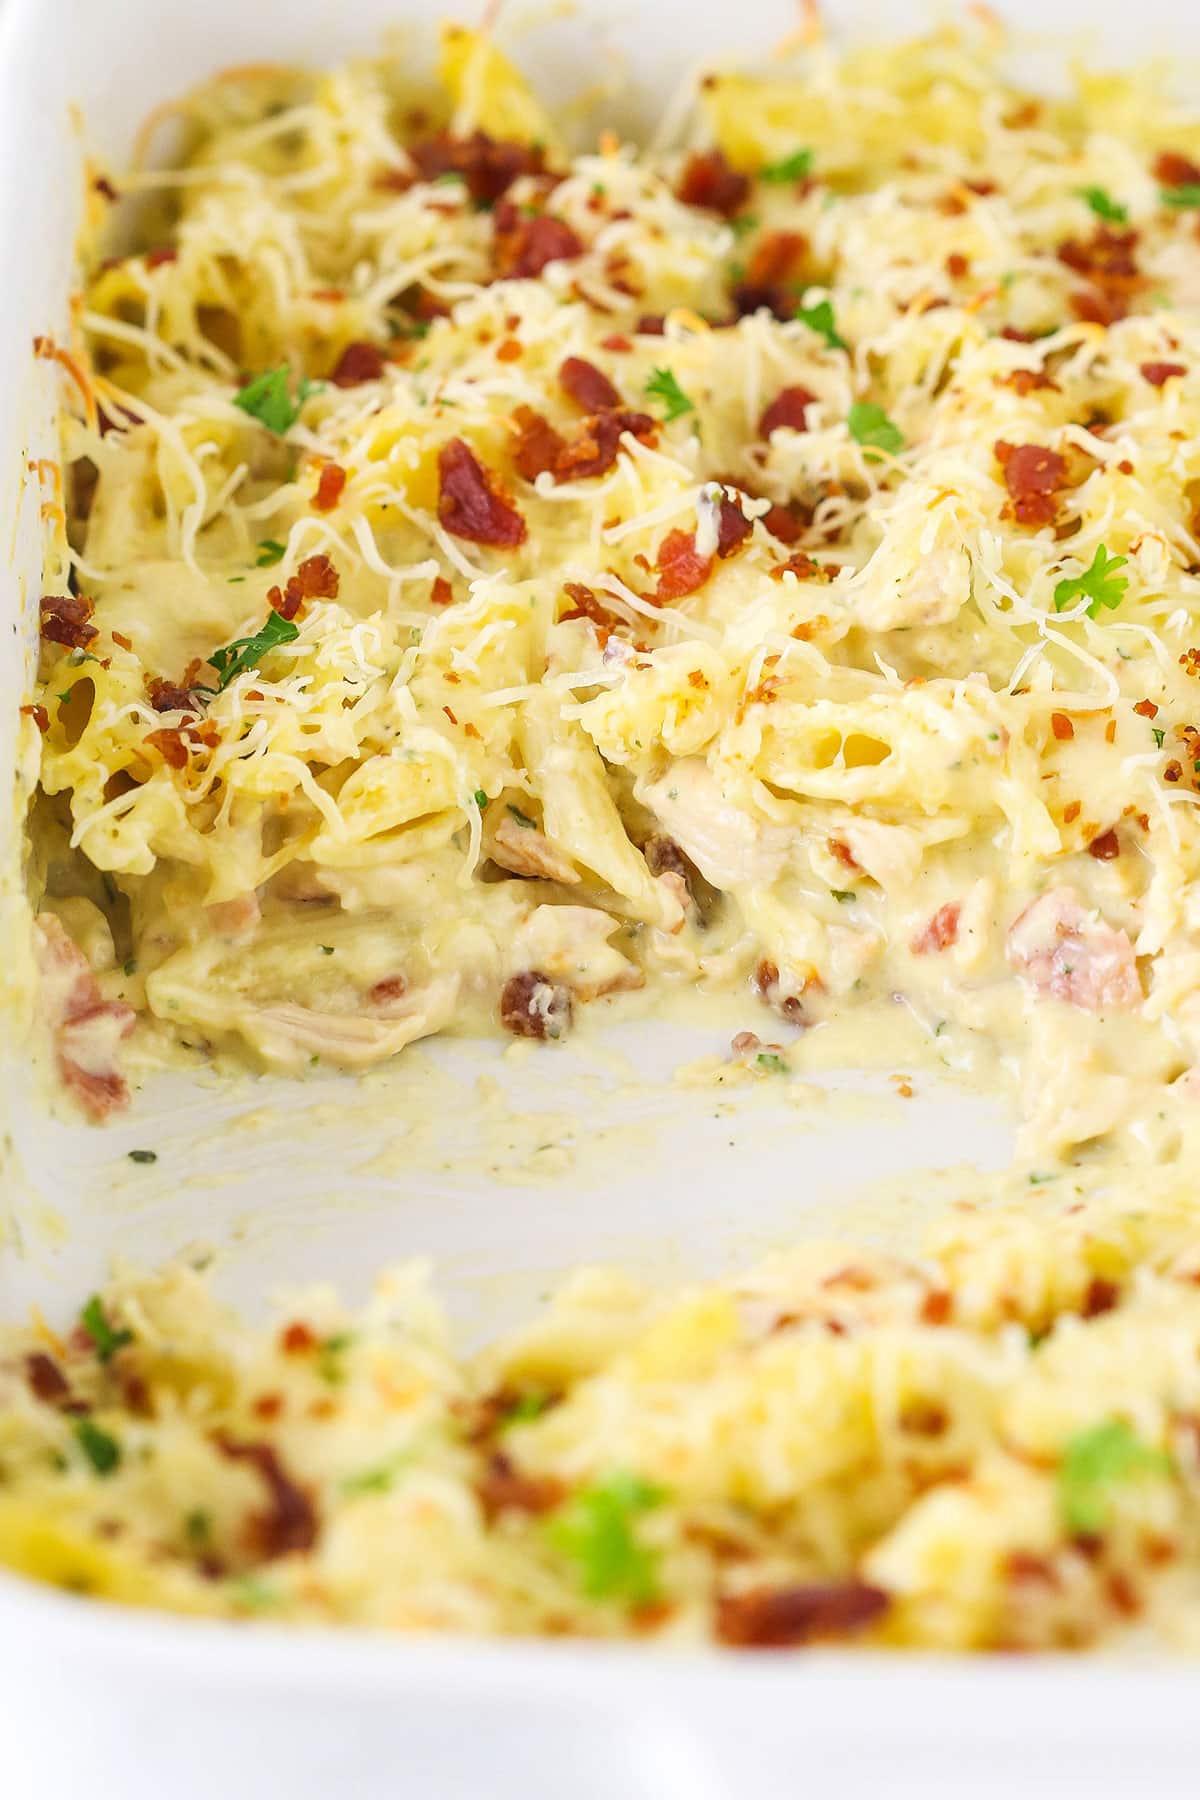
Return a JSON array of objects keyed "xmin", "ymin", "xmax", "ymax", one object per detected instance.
[{"xmin": 2, "ymin": 0, "xmax": 1199, "ymax": 1794}]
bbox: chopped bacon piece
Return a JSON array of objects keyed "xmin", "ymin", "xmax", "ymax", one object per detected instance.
[
  {"xmin": 512, "ymin": 406, "xmax": 567, "ymax": 482},
  {"xmin": 26, "ymin": 1352, "xmax": 73, "ymax": 1407},
  {"xmin": 759, "ymin": 386, "xmax": 816, "ymax": 438},
  {"xmin": 39, "ymin": 593, "xmax": 96, "ymax": 650},
  {"xmin": 994, "ymin": 441, "xmax": 1068, "ymax": 528},
  {"xmin": 1133, "ymin": 698, "xmax": 1159, "ymax": 719},
  {"xmin": 20, "ymin": 703, "xmax": 49, "ymax": 733},
  {"xmin": 495, "ymin": 211, "xmax": 584, "ymax": 280},
  {"xmin": 145, "ymin": 726, "xmax": 189, "ymax": 769},
  {"xmin": 910, "ymin": 902, "xmax": 961, "ymax": 955},
  {"xmin": 676, "ymin": 149, "xmax": 750, "ymax": 218},
  {"xmin": 476, "ymin": 1452, "xmax": 565, "ymax": 1522},
  {"xmin": 34, "ymin": 914, "xmax": 135, "ymax": 1121},
  {"xmin": 753, "ymin": 958, "xmax": 808, "ymax": 1025},
  {"xmin": 654, "ymin": 529, "xmax": 713, "ymax": 602},
  {"xmin": 1087, "ymin": 828, "xmax": 1121, "ymax": 861},
  {"xmin": 600, "ymin": 333, "xmax": 632, "ymax": 352},
  {"xmin": 1001, "ymin": 368, "xmax": 1058, "ymax": 396},
  {"xmin": 430, "ymin": 576, "xmax": 453, "ymax": 606},
  {"xmin": 438, "ymin": 438, "xmax": 527, "ymax": 546},
  {"xmin": 716, "ymin": 1579, "xmax": 888, "ymax": 1648},
  {"xmin": 732, "ymin": 281, "xmax": 795, "ymax": 322},
  {"xmin": 636, "ymin": 313, "xmax": 666, "ymax": 336},
  {"xmin": 746, "ymin": 231, "xmax": 808, "ymax": 293},
  {"xmin": 145, "ymin": 247, "xmax": 176, "ymax": 269},
  {"xmin": 1007, "ymin": 887, "xmax": 1141, "ymax": 1011},
  {"xmin": 1081, "ymin": 1276, "xmax": 1121, "ymax": 1318},
  {"xmin": 557, "ymin": 409, "xmax": 655, "ymax": 481},
  {"xmin": 368, "ymin": 976, "xmax": 408, "ymax": 1008},
  {"xmin": 761, "ymin": 502, "xmax": 806, "ymax": 545},
  {"xmin": 147, "ymin": 676, "xmax": 196, "ymax": 714},
  {"xmin": 558, "ymin": 583, "xmax": 621, "ymax": 644},
  {"xmin": 1058, "ymin": 226, "xmax": 1142, "ymax": 326},
  {"xmin": 280, "ymin": 1321, "xmax": 316, "ymax": 1354},
  {"xmin": 312, "ymin": 463, "xmax": 347, "ymax": 513},
  {"xmin": 1141, "ymin": 361, "xmax": 1188, "ymax": 387},
  {"xmin": 1154, "ymin": 150, "xmax": 1200, "ymax": 189},
  {"xmin": 1051, "ymin": 712, "xmax": 1074, "ymax": 741},
  {"xmin": 946, "ymin": 251, "xmax": 970, "ymax": 279},
  {"xmin": 408, "ymin": 130, "xmax": 547, "ymax": 207},
  {"xmin": 770, "ymin": 552, "xmax": 827, "ymax": 582},
  {"xmin": 215, "ymin": 1434, "xmax": 318, "ymax": 1560},
  {"xmin": 559, "ymin": 356, "xmax": 621, "ymax": 412},
  {"xmin": 329, "ymin": 341, "xmax": 385, "ymax": 386},
  {"xmin": 499, "ymin": 970, "xmax": 573, "ymax": 1040},
  {"xmin": 716, "ymin": 495, "xmax": 752, "ymax": 557},
  {"xmin": 268, "ymin": 553, "xmax": 340, "ymax": 621}
]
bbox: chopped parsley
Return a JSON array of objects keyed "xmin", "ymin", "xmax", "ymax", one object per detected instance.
[
  {"xmin": 128, "ymin": 1148, "xmax": 157, "ymax": 1164},
  {"xmin": 255, "ymin": 538, "xmax": 288, "ymax": 567},
  {"xmin": 847, "ymin": 401, "xmax": 904, "ymax": 456},
  {"xmin": 316, "ymin": 1331, "xmax": 353, "ymax": 1386},
  {"xmin": 759, "ymin": 148, "xmax": 813, "ymax": 183},
  {"xmin": 75, "ymin": 1418, "xmax": 121, "ymax": 1476},
  {"xmin": 184, "ymin": 1508, "xmax": 212, "ymax": 1546},
  {"xmin": 204, "ymin": 610, "xmax": 300, "ymax": 692},
  {"xmin": 317, "ymin": 944, "xmax": 334, "ymax": 956},
  {"xmin": 546, "ymin": 1472, "xmax": 665, "ymax": 1606},
  {"xmin": 755, "ymin": 1051, "xmax": 788, "ymax": 1074},
  {"xmin": 229, "ymin": 1574, "xmax": 278, "ymax": 1610},
  {"xmin": 645, "ymin": 367, "xmax": 695, "ymax": 423},
  {"xmin": 500, "ymin": 1390, "xmax": 554, "ymax": 1430},
  {"xmin": 1052, "ymin": 544, "xmax": 1129, "ymax": 617},
  {"xmin": 507, "ymin": 803, "xmax": 537, "ymax": 829},
  {"xmin": 232, "ymin": 364, "xmax": 319, "ymax": 435},
  {"xmin": 1077, "ymin": 185, "xmax": 1128, "ymax": 224},
  {"xmin": 1161, "ymin": 184, "xmax": 1200, "ymax": 210},
  {"xmin": 728, "ymin": 212, "xmax": 759, "ymax": 239},
  {"xmin": 830, "ymin": 888, "xmax": 857, "ymax": 903},
  {"xmin": 473, "ymin": 788, "xmax": 489, "ymax": 809},
  {"xmin": 79, "ymin": 1295, "xmax": 132, "ymax": 1363},
  {"xmin": 342, "ymin": 1451, "xmax": 413, "ymax": 1496},
  {"xmin": 796, "ymin": 296, "xmax": 846, "ymax": 351},
  {"xmin": 1153, "ymin": 726, "xmax": 1166, "ymax": 749},
  {"xmin": 1058, "ymin": 1419, "xmax": 1171, "ymax": 1537}
]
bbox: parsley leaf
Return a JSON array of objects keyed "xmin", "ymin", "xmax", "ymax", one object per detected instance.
[
  {"xmin": 1161, "ymin": 184, "xmax": 1200, "ymax": 210},
  {"xmin": 830, "ymin": 888, "xmax": 857, "ymax": 904},
  {"xmin": 756, "ymin": 1051, "xmax": 787, "ymax": 1074},
  {"xmin": 128, "ymin": 1149, "xmax": 157, "ymax": 1164},
  {"xmin": 204, "ymin": 610, "xmax": 300, "ymax": 692},
  {"xmin": 847, "ymin": 401, "xmax": 904, "ymax": 456},
  {"xmin": 255, "ymin": 539, "xmax": 288, "ymax": 567},
  {"xmin": 342, "ymin": 1450, "xmax": 414, "ymax": 1496},
  {"xmin": 79, "ymin": 1295, "xmax": 132, "ymax": 1363},
  {"xmin": 75, "ymin": 1418, "xmax": 121, "ymax": 1476},
  {"xmin": 1052, "ymin": 544, "xmax": 1129, "ymax": 617},
  {"xmin": 184, "ymin": 1508, "xmax": 212, "ymax": 1546},
  {"xmin": 1077, "ymin": 185, "xmax": 1128, "ymax": 224},
  {"xmin": 728, "ymin": 212, "xmax": 759, "ymax": 239},
  {"xmin": 233, "ymin": 364, "xmax": 319, "ymax": 435},
  {"xmin": 1153, "ymin": 726, "xmax": 1166, "ymax": 748},
  {"xmin": 316, "ymin": 1332, "xmax": 353, "ymax": 1386},
  {"xmin": 546, "ymin": 1472, "xmax": 665, "ymax": 1607},
  {"xmin": 760, "ymin": 148, "xmax": 813, "ymax": 184},
  {"xmin": 645, "ymin": 367, "xmax": 695, "ymax": 423},
  {"xmin": 1058, "ymin": 1419, "xmax": 1171, "ymax": 1537},
  {"xmin": 796, "ymin": 296, "xmax": 846, "ymax": 351},
  {"xmin": 500, "ymin": 1390, "xmax": 554, "ymax": 1430},
  {"xmin": 473, "ymin": 788, "xmax": 489, "ymax": 809}
]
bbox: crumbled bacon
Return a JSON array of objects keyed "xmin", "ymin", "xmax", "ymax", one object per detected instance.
[
  {"xmin": 1051, "ymin": 712, "xmax": 1074, "ymax": 741},
  {"xmin": 476, "ymin": 1452, "xmax": 565, "ymax": 1522},
  {"xmin": 514, "ymin": 404, "xmax": 654, "ymax": 485},
  {"xmin": 1141, "ymin": 360, "xmax": 1188, "ymax": 386},
  {"xmin": 754, "ymin": 958, "xmax": 807, "ymax": 1025},
  {"xmin": 329, "ymin": 341, "xmax": 385, "ymax": 386},
  {"xmin": 145, "ymin": 727, "xmax": 189, "ymax": 769},
  {"xmin": 438, "ymin": 438, "xmax": 528, "ymax": 546},
  {"xmin": 1087, "ymin": 828, "xmax": 1121, "ymax": 860},
  {"xmin": 34, "ymin": 914, "xmax": 135, "ymax": 1121},
  {"xmin": 759, "ymin": 386, "xmax": 816, "ymax": 438},
  {"xmin": 770, "ymin": 552, "xmax": 828, "ymax": 582},
  {"xmin": 558, "ymin": 582, "xmax": 621, "ymax": 643},
  {"xmin": 408, "ymin": 130, "xmax": 547, "ymax": 207},
  {"xmin": 312, "ymin": 463, "xmax": 347, "ymax": 513},
  {"xmin": 1001, "ymin": 368, "xmax": 1058, "ymax": 396},
  {"xmin": 1081, "ymin": 1276, "xmax": 1121, "ymax": 1318},
  {"xmin": 745, "ymin": 231, "xmax": 808, "ymax": 294},
  {"xmin": 994, "ymin": 440, "xmax": 1068, "ymax": 528},
  {"xmin": 368, "ymin": 976, "xmax": 408, "ymax": 1008},
  {"xmin": 731, "ymin": 280, "xmax": 795, "ymax": 322},
  {"xmin": 26, "ymin": 1352, "xmax": 74, "ymax": 1407},
  {"xmin": 512, "ymin": 406, "xmax": 566, "ymax": 481},
  {"xmin": 559, "ymin": 356, "xmax": 621, "ymax": 412},
  {"xmin": 1154, "ymin": 150, "xmax": 1200, "ymax": 189},
  {"xmin": 1133, "ymin": 698, "xmax": 1159, "ymax": 719},
  {"xmin": 494, "ymin": 209, "xmax": 584, "ymax": 280},
  {"xmin": 716, "ymin": 1579, "xmax": 888, "ymax": 1648},
  {"xmin": 1007, "ymin": 887, "xmax": 1141, "ymax": 1011},
  {"xmin": 20, "ymin": 703, "xmax": 49, "ymax": 733},
  {"xmin": 499, "ymin": 970, "xmax": 573, "ymax": 1040},
  {"xmin": 39, "ymin": 593, "xmax": 97, "ymax": 650},
  {"xmin": 716, "ymin": 496, "xmax": 752, "ymax": 558},
  {"xmin": 280, "ymin": 1321, "xmax": 316, "ymax": 1354},
  {"xmin": 675, "ymin": 149, "xmax": 750, "ymax": 218},
  {"xmin": 1058, "ymin": 226, "xmax": 1142, "ymax": 326},
  {"xmin": 946, "ymin": 251, "xmax": 970, "ymax": 279},
  {"xmin": 215, "ymin": 1434, "xmax": 318, "ymax": 1560},
  {"xmin": 910, "ymin": 902, "xmax": 961, "ymax": 955},
  {"xmin": 268, "ymin": 553, "xmax": 340, "ymax": 621},
  {"xmin": 636, "ymin": 313, "xmax": 666, "ymax": 336},
  {"xmin": 430, "ymin": 576, "xmax": 453, "ymax": 606},
  {"xmin": 653, "ymin": 529, "xmax": 713, "ymax": 602},
  {"xmin": 761, "ymin": 502, "xmax": 806, "ymax": 545}
]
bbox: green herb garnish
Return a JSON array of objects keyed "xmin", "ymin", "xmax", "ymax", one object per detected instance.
[
  {"xmin": 760, "ymin": 148, "xmax": 813, "ymax": 184},
  {"xmin": 1052, "ymin": 544, "xmax": 1129, "ymax": 618},
  {"xmin": 79, "ymin": 1295, "xmax": 132, "ymax": 1363},
  {"xmin": 316, "ymin": 1332, "xmax": 353, "ymax": 1386},
  {"xmin": 75, "ymin": 1419, "xmax": 121, "ymax": 1476},
  {"xmin": 546, "ymin": 1472, "xmax": 665, "ymax": 1606},
  {"xmin": 1153, "ymin": 726, "xmax": 1166, "ymax": 748},
  {"xmin": 645, "ymin": 367, "xmax": 695, "ymax": 423},
  {"xmin": 318, "ymin": 945, "xmax": 334, "ymax": 956},
  {"xmin": 1058, "ymin": 1419, "xmax": 1171, "ymax": 1537},
  {"xmin": 728, "ymin": 212, "xmax": 759, "ymax": 239},
  {"xmin": 184, "ymin": 1508, "xmax": 212, "ymax": 1546},
  {"xmin": 848, "ymin": 401, "xmax": 904, "ymax": 456},
  {"xmin": 500, "ymin": 1390, "xmax": 553, "ymax": 1430},
  {"xmin": 342, "ymin": 1450, "xmax": 413, "ymax": 1496},
  {"xmin": 233, "ymin": 364, "xmax": 319, "ymax": 435},
  {"xmin": 1077, "ymin": 185, "xmax": 1128, "ymax": 224},
  {"xmin": 755, "ymin": 1051, "xmax": 788, "ymax": 1074},
  {"xmin": 255, "ymin": 539, "xmax": 288, "ymax": 567},
  {"xmin": 1161, "ymin": 184, "xmax": 1200, "ymax": 210},
  {"xmin": 204, "ymin": 610, "xmax": 300, "ymax": 692},
  {"xmin": 830, "ymin": 888, "xmax": 857, "ymax": 903},
  {"xmin": 128, "ymin": 1149, "xmax": 157, "ymax": 1165},
  {"xmin": 473, "ymin": 788, "xmax": 488, "ymax": 809},
  {"xmin": 796, "ymin": 296, "xmax": 846, "ymax": 351}
]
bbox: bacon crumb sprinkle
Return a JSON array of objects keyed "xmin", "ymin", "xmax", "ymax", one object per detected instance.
[{"xmin": 438, "ymin": 438, "xmax": 528, "ymax": 546}]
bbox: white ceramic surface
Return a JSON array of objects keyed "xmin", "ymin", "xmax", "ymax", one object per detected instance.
[{"xmin": 1, "ymin": 1, "xmax": 1198, "ymax": 1794}]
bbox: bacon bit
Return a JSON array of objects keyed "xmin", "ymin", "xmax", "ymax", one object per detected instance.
[
  {"xmin": 653, "ymin": 528, "xmax": 713, "ymax": 602},
  {"xmin": 911, "ymin": 902, "xmax": 961, "ymax": 955},
  {"xmin": 1081, "ymin": 1276, "xmax": 1120, "ymax": 1318},
  {"xmin": 280, "ymin": 1321, "xmax": 316, "ymax": 1355},
  {"xmin": 746, "ymin": 230, "xmax": 809, "ymax": 293},
  {"xmin": 994, "ymin": 440, "xmax": 1068, "ymax": 528},
  {"xmin": 443, "ymin": 704, "xmax": 458, "ymax": 725},
  {"xmin": 636, "ymin": 313, "xmax": 666, "ymax": 336},
  {"xmin": 430, "ymin": 576, "xmax": 453, "ymax": 606},
  {"xmin": 1154, "ymin": 150, "xmax": 1200, "ymax": 188},
  {"xmin": 34, "ymin": 915, "xmax": 135, "ymax": 1121},
  {"xmin": 675, "ymin": 149, "xmax": 750, "ymax": 218},
  {"xmin": 921, "ymin": 1289, "xmax": 952, "ymax": 1325},
  {"xmin": 1063, "ymin": 800, "xmax": 1082, "ymax": 823},
  {"xmin": 494, "ymin": 209, "xmax": 584, "ymax": 280},
  {"xmin": 1133, "ymin": 698, "xmax": 1159, "ymax": 719},
  {"xmin": 26, "ymin": 1352, "xmax": 73, "ymax": 1406},
  {"xmin": 109, "ymin": 630, "xmax": 132, "ymax": 652},
  {"xmin": 1141, "ymin": 360, "xmax": 1188, "ymax": 386},
  {"xmin": 1001, "ymin": 368, "xmax": 1058, "ymax": 396},
  {"xmin": 1058, "ymin": 226, "xmax": 1142, "ymax": 325},
  {"xmin": 368, "ymin": 976, "xmax": 408, "ymax": 1007},
  {"xmin": 1181, "ymin": 648, "xmax": 1200, "ymax": 678},
  {"xmin": 558, "ymin": 583, "xmax": 620, "ymax": 645},
  {"xmin": 716, "ymin": 496, "xmax": 752, "ymax": 557},
  {"xmin": 268, "ymin": 553, "xmax": 340, "ymax": 621},
  {"xmin": 476, "ymin": 1452, "xmax": 565, "ymax": 1522},
  {"xmin": 559, "ymin": 356, "xmax": 621, "ymax": 412},
  {"xmin": 600, "ymin": 333, "xmax": 633, "ymax": 352},
  {"xmin": 312, "ymin": 463, "xmax": 347, "ymax": 513},
  {"xmin": 771, "ymin": 552, "xmax": 827, "ymax": 582},
  {"xmin": 145, "ymin": 246, "xmax": 177, "ymax": 270},
  {"xmin": 93, "ymin": 174, "xmax": 118, "ymax": 202},
  {"xmin": 39, "ymin": 593, "xmax": 97, "ymax": 650},
  {"xmin": 495, "ymin": 337, "xmax": 522, "ymax": 363},
  {"xmin": 409, "ymin": 130, "xmax": 547, "ymax": 206},
  {"xmin": 215, "ymin": 1434, "xmax": 317, "ymax": 1560},
  {"xmin": 1165, "ymin": 759, "xmax": 1184, "ymax": 783},
  {"xmin": 946, "ymin": 251, "xmax": 970, "ymax": 278},
  {"xmin": 146, "ymin": 677, "xmax": 195, "ymax": 714},
  {"xmin": 20, "ymin": 703, "xmax": 49, "ymax": 733},
  {"xmin": 829, "ymin": 838, "xmax": 859, "ymax": 871},
  {"xmin": 759, "ymin": 386, "xmax": 815, "ymax": 438},
  {"xmin": 499, "ymin": 970, "xmax": 573, "ymax": 1041},
  {"xmin": 1007, "ymin": 1550, "xmax": 1061, "ymax": 1589},
  {"xmin": 438, "ymin": 438, "xmax": 527, "ymax": 546},
  {"xmin": 1051, "ymin": 712, "xmax": 1074, "ymax": 740},
  {"xmin": 554, "ymin": 409, "xmax": 655, "ymax": 481},
  {"xmin": 1087, "ymin": 828, "xmax": 1121, "ymax": 860},
  {"xmin": 144, "ymin": 727, "xmax": 189, "ymax": 769},
  {"xmin": 329, "ymin": 341, "xmax": 385, "ymax": 387},
  {"xmin": 760, "ymin": 502, "xmax": 805, "ymax": 545},
  {"xmin": 512, "ymin": 406, "xmax": 566, "ymax": 482},
  {"xmin": 1104, "ymin": 718, "xmax": 1117, "ymax": 745},
  {"xmin": 716, "ymin": 1579, "xmax": 888, "ymax": 1648},
  {"xmin": 253, "ymin": 1393, "xmax": 284, "ymax": 1421},
  {"xmin": 754, "ymin": 959, "xmax": 808, "ymax": 1025}
]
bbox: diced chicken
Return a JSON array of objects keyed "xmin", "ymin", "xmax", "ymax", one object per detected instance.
[
  {"xmin": 488, "ymin": 814, "xmax": 580, "ymax": 884},
  {"xmin": 637, "ymin": 762, "xmax": 789, "ymax": 891},
  {"xmin": 1007, "ymin": 887, "xmax": 1141, "ymax": 1011},
  {"xmin": 207, "ymin": 891, "xmax": 262, "ymax": 940},
  {"xmin": 34, "ymin": 914, "xmax": 136, "ymax": 1121},
  {"xmin": 229, "ymin": 977, "xmax": 460, "ymax": 1073},
  {"xmin": 510, "ymin": 904, "xmax": 641, "ymax": 1000},
  {"xmin": 853, "ymin": 539, "xmax": 971, "ymax": 633}
]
